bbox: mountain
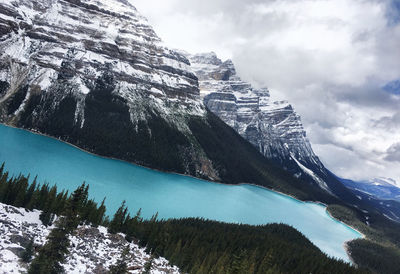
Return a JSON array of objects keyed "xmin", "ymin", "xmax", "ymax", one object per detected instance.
[
  {"xmin": 0, "ymin": 0, "xmax": 216, "ymax": 178},
  {"xmin": 339, "ymin": 177, "xmax": 400, "ymax": 222},
  {"xmin": 341, "ymin": 177, "xmax": 400, "ymax": 201},
  {"xmin": 0, "ymin": 0, "xmax": 337, "ymax": 202},
  {"xmin": 188, "ymin": 52, "xmax": 358, "ymax": 202}
]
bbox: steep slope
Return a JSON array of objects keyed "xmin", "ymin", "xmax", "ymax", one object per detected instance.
[
  {"xmin": 0, "ymin": 0, "xmax": 217, "ymax": 179},
  {"xmin": 188, "ymin": 52, "xmax": 359, "ymax": 203},
  {"xmin": 0, "ymin": 0, "xmax": 337, "ymax": 203}
]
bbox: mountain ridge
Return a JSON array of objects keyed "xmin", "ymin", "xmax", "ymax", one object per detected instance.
[{"xmin": 188, "ymin": 52, "xmax": 361, "ymax": 203}]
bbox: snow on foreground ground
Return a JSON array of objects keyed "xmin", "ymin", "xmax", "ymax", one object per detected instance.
[{"xmin": 0, "ymin": 203, "xmax": 180, "ymax": 273}]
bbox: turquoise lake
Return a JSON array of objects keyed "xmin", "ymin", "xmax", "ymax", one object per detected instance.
[{"xmin": 0, "ymin": 124, "xmax": 362, "ymax": 262}]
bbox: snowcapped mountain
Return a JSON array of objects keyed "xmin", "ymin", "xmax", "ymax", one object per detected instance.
[
  {"xmin": 0, "ymin": 0, "xmax": 219, "ymax": 179},
  {"xmin": 188, "ymin": 52, "xmax": 337, "ymax": 193}
]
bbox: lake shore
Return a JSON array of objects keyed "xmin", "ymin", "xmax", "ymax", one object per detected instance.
[
  {"xmin": 0, "ymin": 122, "xmax": 364, "ymax": 262},
  {"xmin": 343, "ymin": 241, "xmax": 358, "ymax": 266}
]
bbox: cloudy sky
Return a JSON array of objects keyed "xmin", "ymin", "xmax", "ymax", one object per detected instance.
[{"xmin": 132, "ymin": 0, "xmax": 400, "ymax": 183}]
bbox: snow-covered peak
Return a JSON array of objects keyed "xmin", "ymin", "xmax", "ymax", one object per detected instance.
[{"xmin": 189, "ymin": 52, "xmax": 222, "ymax": 66}]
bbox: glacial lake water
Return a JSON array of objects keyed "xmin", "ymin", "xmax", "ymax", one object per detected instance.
[{"xmin": 0, "ymin": 124, "xmax": 362, "ymax": 262}]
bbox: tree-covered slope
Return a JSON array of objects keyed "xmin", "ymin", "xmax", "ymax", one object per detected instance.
[
  {"xmin": 135, "ymin": 218, "xmax": 365, "ymax": 274},
  {"xmin": 329, "ymin": 204, "xmax": 400, "ymax": 274},
  {"xmin": 189, "ymin": 111, "xmax": 338, "ymax": 203},
  {"xmin": 0, "ymin": 165, "xmax": 367, "ymax": 274}
]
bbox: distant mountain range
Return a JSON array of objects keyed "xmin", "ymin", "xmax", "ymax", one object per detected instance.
[
  {"xmin": 341, "ymin": 177, "xmax": 400, "ymax": 201},
  {"xmin": 339, "ymin": 177, "xmax": 400, "ymax": 222}
]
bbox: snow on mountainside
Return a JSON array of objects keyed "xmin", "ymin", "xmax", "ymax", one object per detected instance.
[
  {"xmin": 0, "ymin": 0, "xmax": 220, "ymax": 180},
  {"xmin": 0, "ymin": 0, "xmax": 203, "ymax": 116},
  {"xmin": 188, "ymin": 52, "xmax": 332, "ymax": 192},
  {"xmin": 0, "ymin": 203, "xmax": 179, "ymax": 273}
]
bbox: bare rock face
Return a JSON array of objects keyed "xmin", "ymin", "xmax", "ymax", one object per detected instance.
[
  {"xmin": 188, "ymin": 52, "xmax": 333, "ymax": 192},
  {"xmin": 0, "ymin": 0, "xmax": 219, "ymax": 180}
]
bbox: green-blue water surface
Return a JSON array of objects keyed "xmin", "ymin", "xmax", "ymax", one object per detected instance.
[{"xmin": 0, "ymin": 124, "xmax": 362, "ymax": 262}]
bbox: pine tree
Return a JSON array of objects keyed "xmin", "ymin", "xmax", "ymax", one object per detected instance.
[
  {"xmin": 63, "ymin": 183, "xmax": 88, "ymax": 231},
  {"xmin": 53, "ymin": 190, "xmax": 68, "ymax": 215},
  {"xmin": 21, "ymin": 238, "xmax": 34, "ymax": 263},
  {"xmin": 257, "ymin": 250, "xmax": 275, "ymax": 274},
  {"xmin": 109, "ymin": 246, "xmax": 130, "ymax": 274},
  {"xmin": 24, "ymin": 177, "xmax": 37, "ymax": 208},
  {"xmin": 109, "ymin": 201, "xmax": 127, "ymax": 234},
  {"xmin": 0, "ymin": 171, "xmax": 9, "ymax": 202},
  {"xmin": 13, "ymin": 175, "xmax": 29, "ymax": 207},
  {"xmin": 229, "ymin": 249, "xmax": 247, "ymax": 274},
  {"xmin": 143, "ymin": 255, "xmax": 154, "ymax": 274},
  {"xmin": 39, "ymin": 209, "xmax": 55, "ymax": 227},
  {"xmin": 36, "ymin": 184, "xmax": 50, "ymax": 210},
  {"xmin": 125, "ymin": 208, "xmax": 143, "ymax": 242},
  {"xmin": 92, "ymin": 197, "xmax": 106, "ymax": 226},
  {"xmin": 28, "ymin": 219, "xmax": 70, "ymax": 274}
]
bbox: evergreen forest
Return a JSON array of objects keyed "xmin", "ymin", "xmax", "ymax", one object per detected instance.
[{"xmin": 0, "ymin": 163, "xmax": 390, "ymax": 273}]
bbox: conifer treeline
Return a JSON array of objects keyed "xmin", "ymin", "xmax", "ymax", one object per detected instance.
[
  {"xmin": 132, "ymin": 219, "xmax": 365, "ymax": 274},
  {"xmin": 0, "ymin": 164, "xmax": 367, "ymax": 273},
  {"xmin": 0, "ymin": 163, "xmax": 106, "ymax": 227},
  {"xmin": 29, "ymin": 184, "xmax": 93, "ymax": 274}
]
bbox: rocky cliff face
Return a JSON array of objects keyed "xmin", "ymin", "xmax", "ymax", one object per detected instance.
[
  {"xmin": 189, "ymin": 53, "xmax": 340, "ymax": 194},
  {"xmin": 0, "ymin": 0, "xmax": 220, "ymax": 180}
]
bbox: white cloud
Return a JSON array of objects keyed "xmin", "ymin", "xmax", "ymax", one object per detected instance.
[{"xmin": 132, "ymin": 0, "xmax": 400, "ymax": 182}]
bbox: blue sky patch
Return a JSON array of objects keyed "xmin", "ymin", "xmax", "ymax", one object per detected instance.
[
  {"xmin": 383, "ymin": 79, "xmax": 400, "ymax": 95},
  {"xmin": 387, "ymin": 0, "xmax": 400, "ymax": 25}
]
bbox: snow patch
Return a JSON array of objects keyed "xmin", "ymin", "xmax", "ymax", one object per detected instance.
[{"xmin": 291, "ymin": 154, "xmax": 332, "ymax": 193}]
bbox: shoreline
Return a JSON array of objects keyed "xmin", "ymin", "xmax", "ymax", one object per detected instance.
[
  {"xmin": 343, "ymin": 241, "xmax": 358, "ymax": 266},
  {"xmin": 0, "ymin": 122, "xmax": 364, "ymax": 261},
  {"xmin": 326, "ymin": 209, "xmax": 366, "ymax": 239},
  {"xmin": 0, "ymin": 123, "xmax": 220, "ymax": 184}
]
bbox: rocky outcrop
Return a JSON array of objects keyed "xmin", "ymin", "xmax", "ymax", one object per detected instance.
[
  {"xmin": 0, "ymin": 203, "xmax": 179, "ymax": 273},
  {"xmin": 0, "ymin": 204, "xmax": 50, "ymax": 273},
  {"xmin": 189, "ymin": 52, "xmax": 343, "ymax": 195}
]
